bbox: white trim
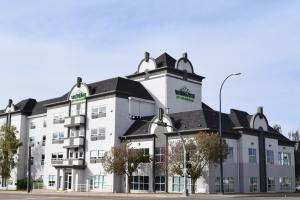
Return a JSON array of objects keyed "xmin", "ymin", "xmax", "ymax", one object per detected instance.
[
  {"xmin": 27, "ymin": 113, "xmax": 47, "ymax": 119},
  {"xmin": 128, "ymin": 97, "xmax": 155, "ymax": 104}
]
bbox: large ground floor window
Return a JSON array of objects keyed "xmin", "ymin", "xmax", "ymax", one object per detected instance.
[
  {"xmin": 48, "ymin": 175, "xmax": 56, "ymax": 187},
  {"xmin": 155, "ymin": 176, "xmax": 165, "ymax": 191},
  {"xmin": 172, "ymin": 176, "xmax": 192, "ymax": 192},
  {"xmin": 130, "ymin": 176, "xmax": 149, "ymax": 191},
  {"xmin": 249, "ymin": 177, "xmax": 257, "ymax": 192},
  {"xmin": 280, "ymin": 177, "xmax": 292, "ymax": 191},
  {"xmin": 215, "ymin": 177, "xmax": 234, "ymax": 193},
  {"xmin": 90, "ymin": 175, "xmax": 106, "ymax": 190},
  {"xmin": 267, "ymin": 177, "xmax": 275, "ymax": 192}
]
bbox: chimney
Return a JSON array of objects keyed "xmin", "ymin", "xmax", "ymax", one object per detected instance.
[
  {"xmin": 183, "ymin": 52, "xmax": 188, "ymax": 62},
  {"xmin": 8, "ymin": 99, "xmax": 13, "ymax": 107},
  {"xmin": 145, "ymin": 52, "xmax": 150, "ymax": 62},
  {"xmin": 257, "ymin": 106, "xmax": 263, "ymax": 115},
  {"xmin": 77, "ymin": 77, "xmax": 82, "ymax": 88}
]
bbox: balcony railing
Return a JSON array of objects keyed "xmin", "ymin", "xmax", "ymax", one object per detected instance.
[
  {"xmin": 63, "ymin": 137, "xmax": 84, "ymax": 148},
  {"xmin": 51, "ymin": 159, "xmax": 63, "ymax": 165},
  {"xmin": 63, "ymin": 159, "xmax": 84, "ymax": 166},
  {"xmin": 64, "ymin": 115, "xmax": 85, "ymax": 127}
]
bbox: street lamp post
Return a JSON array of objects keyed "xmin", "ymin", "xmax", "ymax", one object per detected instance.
[{"xmin": 219, "ymin": 73, "xmax": 241, "ymax": 194}]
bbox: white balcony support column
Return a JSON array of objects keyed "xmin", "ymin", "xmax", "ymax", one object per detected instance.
[
  {"xmin": 56, "ymin": 169, "xmax": 60, "ymax": 190},
  {"xmin": 86, "ymin": 179, "xmax": 89, "ymax": 192},
  {"xmin": 60, "ymin": 169, "xmax": 65, "ymax": 191},
  {"xmin": 72, "ymin": 169, "xmax": 76, "ymax": 192}
]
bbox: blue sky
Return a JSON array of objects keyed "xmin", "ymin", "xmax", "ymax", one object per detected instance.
[{"xmin": 0, "ymin": 1, "xmax": 299, "ymax": 135}]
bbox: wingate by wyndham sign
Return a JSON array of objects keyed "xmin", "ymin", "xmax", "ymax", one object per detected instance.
[
  {"xmin": 175, "ymin": 86, "xmax": 195, "ymax": 102},
  {"xmin": 71, "ymin": 90, "xmax": 87, "ymax": 103}
]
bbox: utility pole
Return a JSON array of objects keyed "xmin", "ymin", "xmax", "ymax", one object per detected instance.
[{"xmin": 27, "ymin": 145, "xmax": 31, "ymax": 193}]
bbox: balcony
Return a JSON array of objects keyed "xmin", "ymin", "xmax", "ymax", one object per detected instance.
[
  {"xmin": 63, "ymin": 137, "xmax": 84, "ymax": 148},
  {"xmin": 63, "ymin": 159, "xmax": 84, "ymax": 166},
  {"xmin": 64, "ymin": 115, "xmax": 85, "ymax": 127},
  {"xmin": 51, "ymin": 159, "xmax": 63, "ymax": 165}
]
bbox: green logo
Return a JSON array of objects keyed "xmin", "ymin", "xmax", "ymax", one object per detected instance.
[
  {"xmin": 175, "ymin": 86, "xmax": 195, "ymax": 102},
  {"xmin": 71, "ymin": 90, "xmax": 86, "ymax": 103}
]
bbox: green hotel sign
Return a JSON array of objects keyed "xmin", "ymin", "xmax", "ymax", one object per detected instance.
[
  {"xmin": 175, "ymin": 86, "xmax": 195, "ymax": 102},
  {"xmin": 71, "ymin": 91, "xmax": 87, "ymax": 103}
]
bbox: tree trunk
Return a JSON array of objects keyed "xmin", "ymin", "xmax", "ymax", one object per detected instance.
[
  {"xmin": 127, "ymin": 174, "xmax": 131, "ymax": 193},
  {"xmin": 191, "ymin": 179, "xmax": 196, "ymax": 194}
]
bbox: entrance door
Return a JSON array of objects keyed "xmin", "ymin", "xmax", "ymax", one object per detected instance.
[{"xmin": 67, "ymin": 174, "xmax": 72, "ymax": 190}]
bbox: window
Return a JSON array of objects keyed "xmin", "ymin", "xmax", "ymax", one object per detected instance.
[
  {"xmin": 249, "ymin": 177, "xmax": 257, "ymax": 192},
  {"xmin": 278, "ymin": 152, "xmax": 291, "ymax": 166},
  {"xmin": 42, "ymin": 136, "xmax": 46, "ymax": 146},
  {"xmin": 215, "ymin": 177, "xmax": 234, "ymax": 193},
  {"xmin": 130, "ymin": 176, "xmax": 149, "ymax": 191},
  {"xmin": 155, "ymin": 147, "xmax": 165, "ymax": 163},
  {"xmin": 71, "ymin": 103, "xmax": 85, "ymax": 116},
  {"xmin": 172, "ymin": 176, "xmax": 192, "ymax": 192},
  {"xmin": 43, "ymin": 119, "xmax": 47, "ymax": 128},
  {"xmin": 90, "ymin": 150, "xmax": 105, "ymax": 163},
  {"xmin": 225, "ymin": 147, "xmax": 234, "ymax": 163},
  {"xmin": 248, "ymin": 148, "xmax": 257, "ymax": 164},
  {"xmin": 267, "ymin": 177, "xmax": 275, "ymax": 192},
  {"xmin": 90, "ymin": 175, "xmax": 106, "ymax": 190},
  {"xmin": 41, "ymin": 154, "xmax": 45, "ymax": 165},
  {"xmin": 91, "ymin": 106, "xmax": 106, "ymax": 119},
  {"xmin": 29, "ymin": 137, "xmax": 35, "ymax": 147},
  {"xmin": 52, "ymin": 132, "xmax": 64, "ymax": 144},
  {"xmin": 266, "ymin": 150, "xmax": 274, "ymax": 164},
  {"xmin": 30, "ymin": 157, "xmax": 34, "ymax": 165},
  {"xmin": 70, "ymin": 128, "xmax": 84, "ymax": 138},
  {"xmin": 91, "ymin": 128, "xmax": 106, "ymax": 141},
  {"xmin": 30, "ymin": 121, "xmax": 36, "ymax": 129},
  {"xmin": 51, "ymin": 152, "xmax": 63, "ymax": 164},
  {"xmin": 280, "ymin": 177, "xmax": 292, "ymax": 191},
  {"xmin": 48, "ymin": 175, "xmax": 56, "ymax": 187},
  {"xmin": 53, "ymin": 113, "xmax": 65, "ymax": 124},
  {"xmin": 155, "ymin": 176, "xmax": 165, "ymax": 191}
]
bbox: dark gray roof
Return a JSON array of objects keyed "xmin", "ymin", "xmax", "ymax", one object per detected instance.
[
  {"xmin": 123, "ymin": 105, "xmax": 293, "ymax": 145},
  {"xmin": 155, "ymin": 53, "xmax": 176, "ymax": 68},
  {"xmin": 1, "ymin": 77, "xmax": 154, "ymax": 116}
]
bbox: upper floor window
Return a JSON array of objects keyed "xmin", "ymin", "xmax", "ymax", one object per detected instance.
[
  {"xmin": 248, "ymin": 148, "xmax": 257, "ymax": 164},
  {"xmin": 52, "ymin": 132, "xmax": 64, "ymax": 144},
  {"xmin": 278, "ymin": 152, "xmax": 291, "ymax": 166},
  {"xmin": 91, "ymin": 106, "xmax": 106, "ymax": 119},
  {"xmin": 43, "ymin": 119, "xmax": 47, "ymax": 128},
  {"xmin": 51, "ymin": 152, "xmax": 63, "ymax": 161},
  {"xmin": 53, "ymin": 113, "xmax": 65, "ymax": 124},
  {"xmin": 91, "ymin": 128, "xmax": 106, "ymax": 141},
  {"xmin": 90, "ymin": 150, "xmax": 105, "ymax": 163},
  {"xmin": 266, "ymin": 150, "xmax": 274, "ymax": 164},
  {"xmin": 29, "ymin": 137, "xmax": 35, "ymax": 147},
  {"xmin": 42, "ymin": 136, "xmax": 46, "ymax": 146},
  {"xmin": 41, "ymin": 154, "xmax": 45, "ymax": 165},
  {"xmin": 71, "ymin": 103, "xmax": 85, "ymax": 116},
  {"xmin": 155, "ymin": 147, "xmax": 165, "ymax": 163},
  {"xmin": 225, "ymin": 147, "xmax": 234, "ymax": 163},
  {"xmin": 30, "ymin": 121, "xmax": 36, "ymax": 129}
]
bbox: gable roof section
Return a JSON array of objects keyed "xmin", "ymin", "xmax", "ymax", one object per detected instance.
[{"xmin": 2, "ymin": 77, "xmax": 153, "ymax": 116}]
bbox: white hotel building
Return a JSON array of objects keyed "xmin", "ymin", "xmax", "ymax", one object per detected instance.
[{"xmin": 0, "ymin": 52, "xmax": 295, "ymax": 193}]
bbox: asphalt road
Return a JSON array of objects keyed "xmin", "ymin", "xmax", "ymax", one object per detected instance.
[{"xmin": 1, "ymin": 193, "xmax": 300, "ymax": 200}]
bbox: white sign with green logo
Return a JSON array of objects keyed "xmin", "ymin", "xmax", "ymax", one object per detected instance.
[{"xmin": 175, "ymin": 86, "xmax": 195, "ymax": 102}]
